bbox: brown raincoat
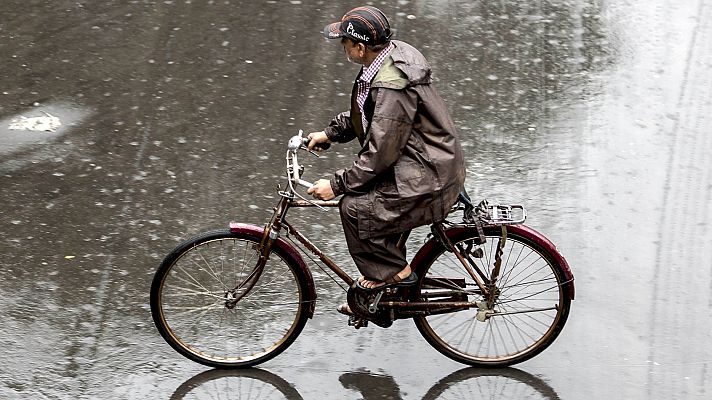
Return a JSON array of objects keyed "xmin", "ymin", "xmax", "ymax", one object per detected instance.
[{"xmin": 326, "ymin": 40, "xmax": 466, "ymax": 240}]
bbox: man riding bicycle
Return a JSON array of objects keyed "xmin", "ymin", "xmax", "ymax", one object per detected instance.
[{"xmin": 306, "ymin": 6, "xmax": 465, "ymax": 307}]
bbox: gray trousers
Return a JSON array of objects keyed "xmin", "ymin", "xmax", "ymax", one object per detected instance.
[{"xmin": 339, "ymin": 195, "xmax": 409, "ymax": 281}]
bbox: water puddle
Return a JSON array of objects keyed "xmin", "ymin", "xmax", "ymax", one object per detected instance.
[{"xmin": 0, "ymin": 101, "xmax": 92, "ymax": 156}]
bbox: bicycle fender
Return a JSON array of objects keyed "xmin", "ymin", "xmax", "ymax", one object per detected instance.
[
  {"xmin": 229, "ymin": 222, "xmax": 318, "ymax": 317},
  {"xmin": 411, "ymin": 225, "xmax": 575, "ymax": 300},
  {"xmin": 508, "ymin": 225, "xmax": 575, "ymax": 300}
]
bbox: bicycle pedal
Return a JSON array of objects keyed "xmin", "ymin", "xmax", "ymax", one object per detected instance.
[{"xmin": 347, "ymin": 316, "xmax": 369, "ymax": 329}]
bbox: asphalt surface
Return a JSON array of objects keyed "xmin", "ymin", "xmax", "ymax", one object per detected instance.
[{"xmin": 1, "ymin": 0, "xmax": 711, "ymax": 399}]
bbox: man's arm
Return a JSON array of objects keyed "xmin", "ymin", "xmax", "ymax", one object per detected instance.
[{"xmin": 324, "ymin": 111, "xmax": 357, "ymax": 143}]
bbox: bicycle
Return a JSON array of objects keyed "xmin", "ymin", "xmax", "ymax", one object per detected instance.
[{"xmin": 150, "ymin": 130, "xmax": 576, "ymax": 369}]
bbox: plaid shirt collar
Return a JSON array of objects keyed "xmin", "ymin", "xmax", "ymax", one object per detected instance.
[
  {"xmin": 359, "ymin": 42, "xmax": 395, "ymax": 84},
  {"xmin": 355, "ymin": 42, "xmax": 395, "ymax": 130}
]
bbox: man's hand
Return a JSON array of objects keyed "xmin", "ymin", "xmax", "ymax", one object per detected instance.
[
  {"xmin": 307, "ymin": 179, "xmax": 335, "ymax": 200},
  {"xmin": 306, "ymin": 131, "xmax": 331, "ymax": 151}
]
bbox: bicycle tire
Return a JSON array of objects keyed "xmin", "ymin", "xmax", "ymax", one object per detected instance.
[
  {"xmin": 412, "ymin": 225, "xmax": 572, "ymax": 367},
  {"xmin": 151, "ymin": 229, "xmax": 311, "ymax": 368}
]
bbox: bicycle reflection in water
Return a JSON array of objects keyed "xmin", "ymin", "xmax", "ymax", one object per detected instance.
[{"xmin": 170, "ymin": 367, "xmax": 561, "ymax": 400}]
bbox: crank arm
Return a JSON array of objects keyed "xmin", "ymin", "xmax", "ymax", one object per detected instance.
[{"xmin": 368, "ymin": 291, "xmax": 385, "ymax": 314}]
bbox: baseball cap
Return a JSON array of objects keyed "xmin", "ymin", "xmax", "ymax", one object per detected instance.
[{"xmin": 323, "ymin": 6, "xmax": 392, "ymax": 45}]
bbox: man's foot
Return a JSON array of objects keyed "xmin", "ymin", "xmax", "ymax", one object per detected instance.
[
  {"xmin": 357, "ymin": 265, "xmax": 416, "ymax": 290},
  {"xmin": 337, "ymin": 303, "xmax": 353, "ymax": 316}
]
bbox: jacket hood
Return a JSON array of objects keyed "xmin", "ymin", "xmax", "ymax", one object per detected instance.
[{"xmin": 373, "ymin": 40, "xmax": 432, "ymax": 89}]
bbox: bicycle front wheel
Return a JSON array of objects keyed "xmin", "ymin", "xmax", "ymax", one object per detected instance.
[
  {"xmin": 150, "ymin": 229, "xmax": 310, "ymax": 368},
  {"xmin": 413, "ymin": 226, "xmax": 572, "ymax": 367}
]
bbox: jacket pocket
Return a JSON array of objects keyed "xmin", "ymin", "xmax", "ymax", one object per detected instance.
[{"xmin": 394, "ymin": 158, "xmax": 427, "ymax": 196}]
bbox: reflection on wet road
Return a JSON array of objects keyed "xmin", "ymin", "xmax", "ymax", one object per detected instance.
[
  {"xmin": 1, "ymin": 0, "xmax": 711, "ymax": 398},
  {"xmin": 169, "ymin": 367, "xmax": 561, "ymax": 400}
]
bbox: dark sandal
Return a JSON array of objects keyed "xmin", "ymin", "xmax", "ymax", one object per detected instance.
[{"xmin": 355, "ymin": 272, "xmax": 418, "ymax": 292}]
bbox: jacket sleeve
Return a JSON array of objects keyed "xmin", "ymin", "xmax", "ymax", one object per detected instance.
[
  {"xmin": 324, "ymin": 111, "xmax": 357, "ymax": 143},
  {"xmin": 330, "ymin": 87, "xmax": 417, "ymax": 197}
]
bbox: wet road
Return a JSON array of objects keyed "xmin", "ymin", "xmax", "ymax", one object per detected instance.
[{"xmin": 1, "ymin": 0, "xmax": 711, "ymax": 399}]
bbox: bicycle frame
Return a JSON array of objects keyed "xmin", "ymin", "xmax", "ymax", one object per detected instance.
[{"xmin": 271, "ymin": 198, "xmax": 353, "ymax": 286}]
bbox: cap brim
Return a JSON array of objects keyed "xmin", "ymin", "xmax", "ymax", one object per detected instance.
[{"xmin": 323, "ymin": 22, "xmax": 344, "ymax": 40}]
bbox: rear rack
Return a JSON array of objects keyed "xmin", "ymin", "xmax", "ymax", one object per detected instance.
[
  {"xmin": 481, "ymin": 203, "xmax": 527, "ymax": 225},
  {"xmin": 456, "ymin": 195, "xmax": 527, "ymax": 226}
]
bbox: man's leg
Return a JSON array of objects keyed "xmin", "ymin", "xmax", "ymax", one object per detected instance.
[{"xmin": 339, "ymin": 195, "xmax": 409, "ymax": 282}]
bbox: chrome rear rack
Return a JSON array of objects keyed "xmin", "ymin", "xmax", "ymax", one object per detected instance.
[
  {"xmin": 481, "ymin": 203, "xmax": 527, "ymax": 225},
  {"xmin": 455, "ymin": 195, "xmax": 527, "ymax": 226}
]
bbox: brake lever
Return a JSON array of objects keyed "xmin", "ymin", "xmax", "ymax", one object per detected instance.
[
  {"xmin": 301, "ymin": 136, "xmax": 330, "ymax": 157},
  {"xmin": 300, "ymin": 145, "xmax": 321, "ymax": 158}
]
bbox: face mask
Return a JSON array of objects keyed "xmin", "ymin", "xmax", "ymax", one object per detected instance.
[
  {"xmin": 344, "ymin": 43, "xmax": 364, "ymax": 65},
  {"xmin": 344, "ymin": 48, "xmax": 356, "ymax": 64}
]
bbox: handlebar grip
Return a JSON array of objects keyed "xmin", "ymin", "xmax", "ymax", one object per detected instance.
[{"xmin": 302, "ymin": 137, "xmax": 331, "ymax": 151}]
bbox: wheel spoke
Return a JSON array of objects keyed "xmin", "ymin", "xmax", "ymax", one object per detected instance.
[
  {"xmin": 194, "ymin": 245, "xmax": 229, "ymax": 291},
  {"xmin": 162, "ymin": 285, "xmax": 225, "ymax": 300}
]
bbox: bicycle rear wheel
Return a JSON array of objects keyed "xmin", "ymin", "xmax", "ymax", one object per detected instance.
[
  {"xmin": 413, "ymin": 225, "xmax": 572, "ymax": 367},
  {"xmin": 151, "ymin": 229, "xmax": 310, "ymax": 368}
]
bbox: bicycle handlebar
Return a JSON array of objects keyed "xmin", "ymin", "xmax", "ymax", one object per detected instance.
[{"xmin": 286, "ymin": 131, "xmax": 319, "ymax": 191}]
